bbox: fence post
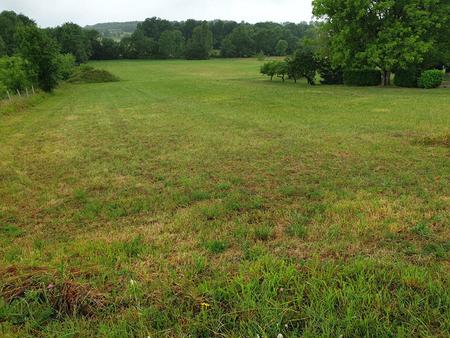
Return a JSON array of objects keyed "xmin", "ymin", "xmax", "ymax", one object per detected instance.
[
  {"xmin": 6, "ymin": 90, "xmax": 11, "ymax": 100},
  {"xmin": 32, "ymin": 85, "xmax": 35, "ymax": 95},
  {"xmin": 17, "ymin": 89, "xmax": 21, "ymax": 97},
  {"xmin": 26, "ymin": 87, "xmax": 29, "ymax": 97}
]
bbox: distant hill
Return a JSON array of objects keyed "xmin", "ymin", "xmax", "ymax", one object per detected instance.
[{"xmin": 85, "ymin": 21, "xmax": 140, "ymax": 40}]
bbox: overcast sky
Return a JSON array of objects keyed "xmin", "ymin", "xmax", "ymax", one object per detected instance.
[{"xmin": 0, "ymin": 0, "xmax": 313, "ymax": 27}]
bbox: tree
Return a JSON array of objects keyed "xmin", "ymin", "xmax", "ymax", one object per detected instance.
[
  {"xmin": 91, "ymin": 36, "xmax": 121, "ymax": 60},
  {"xmin": 0, "ymin": 37, "xmax": 5, "ymax": 56},
  {"xmin": 313, "ymin": 0, "xmax": 444, "ymax": 85},
  {"xmin": 210, "ymin": 20, "xmax": 238, "ymax": 49},
  {"xmin": 220, "ymin": 25, "xmax": 255, "ymax": 57},
  {"xmin": 422, "ymin": 0, "xmax": 450, "ymax": 68},
  {"xmin": 185, "ymin": 23, "xmax": 213, "ymax": 60},
  {"xmin": 275, "ymin": 61, "xmax": 289, "ymax": 82},
  {"xmin": 0, "ymin": 11, "xmax": 35, "ymax": 56},
  {"xmin": 260, "ymin": 60, "xmax": 288, "ymax": 81},
  {"xmin": 17, "ymin": 26, "xmax": 60, "ymax": 92},
  {"xmin": 159, "ymin": 30, "xmax": 185, "ymax": 58},
  {"xmin": 129, "ymin": 30, "xmax": 158, "ymax": 59},
  {"xmin": 287, "ymin": 47, "xmax": 317, "ymax": 84},
  {"xmin": 275, "ymin": 40, "xmax": 288, "ymax": 56},
  {"xmin": 138, "ymin": 17, "xmax": 172, "ymax": 41},
  {"xmin": 260, "ymin": 61, "xmax": 278, "ymax": 80},
  {"xmin": 51, "ymin": 23, "xmax": 92, "ymax": 63}
]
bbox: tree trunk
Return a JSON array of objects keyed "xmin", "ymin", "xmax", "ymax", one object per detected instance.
[{"xmin": 382, "ymin": 71, "xmax": 391, "ymax": 86}]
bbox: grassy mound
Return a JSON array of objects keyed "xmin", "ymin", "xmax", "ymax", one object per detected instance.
[{"xmin": 68, "ymin": 65, "xmax": 119, "ymax": 84}]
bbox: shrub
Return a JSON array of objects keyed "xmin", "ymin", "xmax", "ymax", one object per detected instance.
[
  {"xmin": 256, "ymin": 51, "xmax": 266, "ymax": 61},
  {"xmin": 0, "ymin": 81, "xmax": 7, "ymax": 99},
  {"xmin": 394, "ymin": 66, "xmax": 421, "ymax": 87},
  {"xmin": 56, "ymin": 53, "xmax": 76, "ymax": 81},
  {"xmin": 317, "ymin": 57, "xmax": 343, "ymax": 84},
  {"xmin": 343, "ymin": 69, "xmax": 381, "ymax": 86},
  {"xmin": 0, "ymin": 56, "xmax": 35, "ymax": 92},
  {"xmin": 418, "ymin": 70, "xmax": 443, "ymax": 89},
  {"xmin": 68, "ymin": 65, "xmax": 119, "ymax": 84}
]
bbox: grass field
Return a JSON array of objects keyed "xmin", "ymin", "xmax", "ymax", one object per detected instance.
[{"xmin": 0, "ymin": 59, "xmax": 449, "ymax": 337}]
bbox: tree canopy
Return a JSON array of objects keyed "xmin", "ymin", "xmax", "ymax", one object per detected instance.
[{"xmin": 312, "ymin": 0, "xmax": 449, "ymax": 85}]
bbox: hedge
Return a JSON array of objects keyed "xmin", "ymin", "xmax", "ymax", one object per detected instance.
[
  {"xmin": 343, "ymin": 69, "xmax": 381, "ymax": 86},
  {"xmin": 418, "ymin": 70, "xmax": 443, "ymax": 89},
  {"xmin": 394, "ymin": 66, "xmax": 420, "ymax": 88}
]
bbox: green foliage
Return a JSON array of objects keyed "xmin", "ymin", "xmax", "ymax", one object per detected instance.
[
  {"xmin": 17, "ymin": 26, "xmax": 60, "ymax": 92},
  {"xmin": 274, "ymin": 60, "xmax": 289, "ymax": 82},
  {"xmin": 313, "ymin": 0, "xmax": 445, "ymax": 85},
  {"xmin": 256, "ymin": 51, "xmax": 266, "ymax": 61},
  {"xmin": 317, "ymin": 56, "xmax": 343, "ymax": 84},
  {"xmin": 51, "ymin": 23, "xmax": 92, "ymax": 63},
  {"xmin": 418, "ymin": 70, "xmax": 443, "ymax": 89},
  {"xmin": 343, "ymin": 69, "xmax": 381, "ymax": 86},
  {"xmin": 220, "ymin": 25, "xmax": 255, "ymax": 57},
  {"xmin": 0, "ymin": 37, "xmax": 6, "ymax": 56},
  {"xmin": 287, "ymin": 47, "xmax": 317, "ymax": 84},
  {"xmin": 56, "ymin": 54, "xmax": 76, "ymax": 81},
  {"xmin": 68, "ymin": 65, "xmax": 119, "ymax": 84},
  {"xmin": 260, "ymin": 60, "xmax": 288, "ymax": 81},
  {"xmin": 0, "ymin": 56, "xmax": 34, "ymax": 92},
  {"xmin": 185, "ymin": 23, "xmax": 213, "ymax": 60},
  {"xmin": 394, "ymin": 66, "xmax": 421, "ymax": 88},
  {"xmin": 91, "ymin": 35, "xmax": 121, "ymax": 60},
  {"xmin": 275, "ymin": 39, "xmax": 288, "ymax": 56},
  {"xmin": 0, "ymin": 11, "xmax": 35, "ymax": 56},
  {"xmin": 158, "ymin": 30, "xmax": 185, "ymax": 59},
  {"xmin": 0, "ymin": 81, "xmax": 7, "ymax": 99},
  {"xmin": 204, "ymin": 240, "xmax": 228, "ymax": 254}
]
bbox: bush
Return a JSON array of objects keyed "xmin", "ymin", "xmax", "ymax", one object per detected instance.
[
  {"xmin": 256, "ymin": 51, "xmax": 266, "ymax": 61},
  {"xmin": 68, "ymin": 65, "xmax": 119, "ymax": 84},
  {"xmin": 394, "ymin": 66, "xmax": 421, "ymax": 88},
  {"xmin": 0, "ymin": 81, "xmax": 7, "ymax": 99},
  {"xmin": 418, "ymin": 70, "xmax": 443, "ymax": 89},
  {"xmin": 343, "ymin": 69, "xmax": 381, "ymax": 86},
  {"xmin": 317, "ymin": 57, "xmax": 343, "ymax": 84},
  {"xmin": 0, "ymin": 56, "xmax": 35, "ymax": 92},
  {"xmin": 56, "ymin": 53, "xmax": 76, "ymax": 81}
]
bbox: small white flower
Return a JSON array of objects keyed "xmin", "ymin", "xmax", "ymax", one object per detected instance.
[{"xmin": 277, "ymin": 334, "xmax": 284, "ymax": 338}]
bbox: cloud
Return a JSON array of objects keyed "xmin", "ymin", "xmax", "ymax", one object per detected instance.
[{"xmin": 0, "ymin": 0, "xmax": 313, "ymax": 27}]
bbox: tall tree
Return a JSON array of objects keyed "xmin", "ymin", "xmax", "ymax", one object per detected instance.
[
  {"xmin": 313, "ymin": 0, "xmax": 444, "ymax": 85},
  {"xmin": 17, "ymin": 26, "xmax": 60, "ymax": 92},
  {"xmin": 0, "ymin": 11, "xmax": 35, "ymax": 56},
  {"xmin": 185, "ymin": 23, "xmax": 213, "ymax": 60},
  {"xmin": 221, "ymin": 25, "xmax": 255, "ymax": 57},
  {"xmin": 159, "ymin": 30, "xmax": 185, "ymax": 58},
  {"xmin": 51, "ymin": 23, "xmax": 92, "ymax": 63},
  {"xmin": 275, "ymin": 40, "xmax": 288, "ymax": 56}
]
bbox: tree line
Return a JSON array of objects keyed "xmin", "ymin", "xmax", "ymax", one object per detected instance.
[
  {"xmin": 101, "ymin": 18, "xmax": 315, "ymax": 60},
  {"xmin": 0, "ymin": 10, "xmax": 316, "ymax": 94}
]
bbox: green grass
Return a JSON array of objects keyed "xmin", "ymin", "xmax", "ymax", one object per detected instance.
[{"xmin": 0, "ymin": 58, "xmax": 449, "ymax": 337}]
